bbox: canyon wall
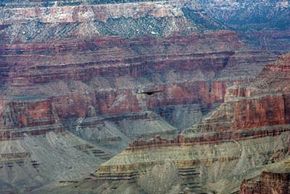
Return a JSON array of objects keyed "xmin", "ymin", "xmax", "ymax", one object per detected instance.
[
  {"xmin": 91, "ymin": 54, "xmax": 290, "ymax": 194},
  {"xmin": 0, "ymin": 30, "xmax": 277, "ymax": 141},
  {"xmin": 240, "ymin": 171, "xmax": 290, "ymax": 194},
  {"xmin": 0, "ymin": 1, "xmax": 289, "ymax": 193}
]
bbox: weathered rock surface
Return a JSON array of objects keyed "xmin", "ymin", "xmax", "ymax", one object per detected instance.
[
  {"xmin": 240, "ymin": 171, "xmax": 290, "ymax": 194},
  {"xmin": 88, "ymin": 54, "xmax": 290, "ymax": 194},
  {"xmin": 190, "ymin": 54, "xmax": 290, "ymax": 133},
  {"xmin": 239, "ymin": 155, "xmax": 290, "ymax": 194},
  {"xmin": 0, "ymin": 29, "xmax": 277, "ymax": 145},
  {"xmin": 0, "ymin": 0, "xmax": 289, "ymax": 193}
]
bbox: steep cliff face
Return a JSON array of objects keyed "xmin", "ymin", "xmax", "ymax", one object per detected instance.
[
  {"xmin": 0, "ymin": 0, "xmax": 289, "ymax": 193},
  {"xmin": 87, "ymin": 54, "xmax": 290, "ymax": 194},
  {"xmin": 190, "ymin": 54, "xmax": 290, "ymax": 133},
  {"xmin": 240, "ymin": 171, "xmax": 290, "ymax": 194},
  {"xmin": 240, "ymin": 154, "xmax": 290, "ymax": 194},
  {"xmin": 0, "ymin": 31, "xmax": 279, "ymax": 160},
  {"xmin": 1, "ymin": 29, "xmax": 275, "ymax": 138}
]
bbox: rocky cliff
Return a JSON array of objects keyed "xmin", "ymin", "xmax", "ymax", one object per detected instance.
[
  {"xmin": 240, "ymin": 171, "xmax": 290, "ymax": 194},
  {"xmin": 1, "ymin": 28, "xmax": 277, "ymax": 149},
  {"xmin": 86, "ymin": 54, "xmax": 290, "ymax": 194},
  {"xmin": 0, "ymin": 0, "xmax": 289, "ymax": 193},
  {"xmin": 191, "ymin": 53, "xmax": 290, "ymax": 133}
]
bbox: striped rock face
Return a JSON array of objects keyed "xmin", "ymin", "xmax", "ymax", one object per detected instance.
[
  {"xmin": 0, "ymin": 0, "xmax": 289, "ymax": 193},
  {"xmin": 90, "ymin": 55, "xmax": 290, "ymax": 194}
]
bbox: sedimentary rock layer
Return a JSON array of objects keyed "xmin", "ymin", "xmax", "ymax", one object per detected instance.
[
  {"xmin": 92, "ymin": 54, "xmax": 290, "ymax": 193},
  {"xmin": 240, "ymin": 171, "xmax": 290, "ymax": 194},
  {"xmin": 0, "ymin": 31, "xmax": 276, "ymax": 124},
  {"xmin": 0, "ymin": 1, "xmax": 289, "ymax": 193},
  {"xmin": 191, "ymin": 54, "xmax": 290, "ymax": 133}
]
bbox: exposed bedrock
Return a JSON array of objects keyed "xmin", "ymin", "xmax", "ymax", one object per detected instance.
[
  {"xmin": 0, "ymin": 1, "xmax": 289, "ymax": 193},
  {"xmin": 190, "ymin": 54, "xmax": 290, "ymax": 133},
  {"xmin": 0, "ymin": 31, "xmax": 279, "ymax": 193},
  {"xmin": 0, "ymin": 99, "xmax": 58, "ymax": 129},
  {"xmin": 93, "ymin": 129, "xmax": 290, "ymax": 194},
  {"xmin": 0, "ymin": 31, "xmax": 280, "ymax": 159},
  {"xmin": 89, "ymin": 54, "xmax": 290, "ymax": 194},
  {"xmin": 240, "ymin": 171, "xmax": 290, "ymax": 194},
  {"xmin": 0, "ymin": 31, "xmax": 277, "ymax": 117},
  {"xmin": 0, "ymin": 130, "xmax": 113, "ymax": 193},
  {"xmin": 0, "ymin": 1, "xmax": 211, "ymax": 43},
  {"xmin": 185, "ymin": 0, "xmax": 290, "ymax": 52},
  {"xmin": 0, "ymin": 32, "xmax": 264, "ymax": 191}
]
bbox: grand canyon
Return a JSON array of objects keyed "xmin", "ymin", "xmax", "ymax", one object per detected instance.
[{"xmin": 0, "ymin": 0, "xmax": 289, "ymax": 194}]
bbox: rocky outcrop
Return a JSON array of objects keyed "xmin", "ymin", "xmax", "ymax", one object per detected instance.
[
  {"xmin": 128, "ymin": 125, "xmax": 290, "ymax": 150},
  {"xmin": 191, "ymin": 54, "xmax": 290, "ymax": 132},
  {"xmin": 0, "ymin": 1, "xmax": 289, "ymax": 193},
  {"xmin": 0, "ymin": 99, "xmax": 58, "ymax": 128},
  {"xmin": 0, "ymin": 32, "xmax": 279, "ymax": 174},
  {"xmin": 0, "ymin": 29, "xmax": 272, "ymax": 131},
  {"xmin": 0, "ymin": 2, "xmax": 183, "ymax": 24},
  {"xmin": 0, "ymin": 1, "xmax": 281, "ymax": 144},
  {"xmin": 0, "ymin": 31, "xmax": 277, "ymax": 123},
  {"xmin": 92, "ymin": 54, "xmax": 290, "ymax": 194},
  {"xmin": 0, "ymin": 1, "xmax": 202, "ymax": 43},
  {"xmin": 184, "ymin": 0, "xmax": 290, "ymax": 52},
  {"xmin": 190, "ymin": 0, "xmax": 290, "ymax": 32},
  {"xmin": 94, "ymin": 128, "xmax": 290, "ymax": 193},
  {"xmin": 240, "ymin": 171, "xmax": 290, "ymax": 194}
]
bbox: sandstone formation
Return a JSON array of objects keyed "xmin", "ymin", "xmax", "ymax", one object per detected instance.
[
  {"xmin": 191, "ymin": 54, "xmax": 290, "ymax": 133},
  {"xmin": 239, "ymin": 155, "xmax": 290, "ymax": 194},
  {"xmin": 89, "ymin": 54, "xmax": 290, "ymax": 194},
  {"xmin": 0, "ymin": 26, "xmax": 278, "ymax": 153},
  {"xmin": 240, "ymin": 171, "xmax": 290, "ymax": 194},
  {"xmin": 0, "ymin": 0, "xmax": 289, "ymax": 193}
]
